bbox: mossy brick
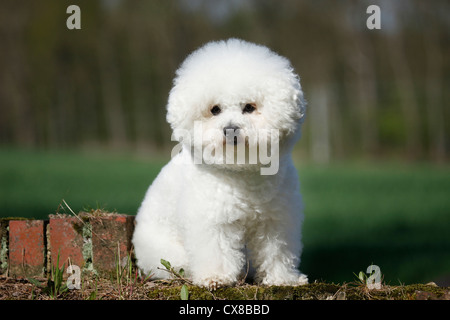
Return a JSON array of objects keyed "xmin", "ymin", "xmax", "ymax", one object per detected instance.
[
  {"xmin": 1, "ymin": 219, "xmax": 9, "ymax": 274},
  {"xmin": 48, "ymin": 216, "xmax": 85, "ymax": 270},
  {"xmin": 8, "ymin": 220, "xmax": 46, "ymax": 277},
  {"xmin": 90, "ymin": 214, "xmax": 134, "ymax": 275}
]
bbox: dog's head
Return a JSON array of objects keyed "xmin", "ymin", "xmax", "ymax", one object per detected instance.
[{"xmin": 167, "ymin": 39, "xmax": 306, "ymax": 171}]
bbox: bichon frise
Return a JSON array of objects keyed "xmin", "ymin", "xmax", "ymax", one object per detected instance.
[{"xmin": 132, "ymin": 38, "xmax": 308, "ymax": 288}]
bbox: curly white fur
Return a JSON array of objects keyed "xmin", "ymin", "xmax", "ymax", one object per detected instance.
[{"xmin": 132, "ymin": 39, "xmax": 308, "ymax": 288}]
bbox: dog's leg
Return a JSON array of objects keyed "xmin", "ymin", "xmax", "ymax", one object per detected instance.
[
  {"xmin": 248, "ymin": 217, "xmax": 308, "ymax": 286},
  {"xmin": 133, "ymin": 218, "xmax": 187, "ymax": 279},
  {"xmin": 185, "ymin": 221, "xmax": 246, "ymax": 289}
]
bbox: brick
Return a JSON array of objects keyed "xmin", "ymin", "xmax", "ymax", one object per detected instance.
[
  {"xmin": 48, "ymin": 215, "xmax": 85, "ymax": 271},
  {"xmin": 90, "ymin": 214, "xmax": 134, "ymax": 275},
  {"xmin": 0, "ymin": 219, "xmax": 8, "ymax": 274},
  {"xmin": 8, "ymin": 220, "xmax": 46, "ymax": 277}
]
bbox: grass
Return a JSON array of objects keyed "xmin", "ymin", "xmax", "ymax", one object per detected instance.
[
  {"xmin": 0, "ymin": 148, "xmax": 164, "ymax": 218},
  {"xmin": 1, "ymin": 148, "xmax": 450, "ymax": 286},
  {"xmin": 7, "ymin": 248, "xmax": 449, "ymax": 300},
  {"xmin": 2, "ymin": 275, "xmax": 449, "ymax": 300},
  {"xmin": 298, "ymin": 163, "xmax": 450, "ymax": 285},
  {"xmin": 27, "ymin": 252, "xmax": 68, "ymax": 299}
]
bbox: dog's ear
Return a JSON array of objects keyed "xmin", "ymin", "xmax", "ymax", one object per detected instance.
[
  {"xmin": 166, "ymin": 84, "xmax": 190, "ymax": 131},
  {"xmin": 266, "ymin": 73, "xmax": 306, "ymax": 142},
  {"xmin": 293, "ymin": 78, "xmax": 307, "ymax": 124},
  {"xmin": 166, "ymin": 95, "xmax": 180, "ymax": 130}
]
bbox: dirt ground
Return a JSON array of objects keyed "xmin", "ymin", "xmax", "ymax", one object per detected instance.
[{"xmin": 1, "ymin": 275, "xmax": 449, "ymax": 300}]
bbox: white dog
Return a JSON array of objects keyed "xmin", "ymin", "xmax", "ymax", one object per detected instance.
[{"xmin": 132, "ymin": 39, "xmax": 308, "ymax": 288}]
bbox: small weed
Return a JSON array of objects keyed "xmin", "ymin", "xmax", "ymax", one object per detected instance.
[
  {"xmin": 180, "ymin": 284, "xmax": 189, "ymax": 300},
  {"xmin": 160, "ymin": 259, "xmax": 192, "ymax": 300},
  {"xmin": 352, "ymin": 264, "xmax": 383, "ymax": 290},
  {"xmin": 159, "ymin": 259, "xmax": 191, "ymax": 284},
  {"xmin": 28, "ymin": 252, "xmax": 68, "ymax": 299},
  {"xmin": 86, "ymin": 279, "xmax": 98, "ymax": 300},
  {"xmin": 353, "ymin": 271, "xmax": 368, "ymax": 286},
  {"xmin": 114, "ymin": 245, "xmax": 152, "ymax": 299},
  {"xmin": 115, "ymin": 245, "xmax": 134, "ymax": 299}
]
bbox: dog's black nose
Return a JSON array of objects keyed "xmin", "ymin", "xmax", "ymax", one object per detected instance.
[
  {"xmin": 223, "ymin": 125, "xmax": 240, "ymax": 145},
  {"xmin": 223, "ymin": 125, "xmax": 240, "ymax": 137}
]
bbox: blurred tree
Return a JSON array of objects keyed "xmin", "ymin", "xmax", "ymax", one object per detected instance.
[{"xmin": 0, "ymin": 0, "xmax": 448, "ymax": 162}]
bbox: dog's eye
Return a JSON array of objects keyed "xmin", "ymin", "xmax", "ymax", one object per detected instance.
[
  {"xmin": 211, "ymin": 105, "xmax": 221, "ymax": 116},
  {"xmin": 243, "ymin": 104, "xmax": 256, "ymax": 114}
]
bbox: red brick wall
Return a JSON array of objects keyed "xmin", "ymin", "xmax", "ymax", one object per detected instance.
[{"xmin": 0, "ymin": 213, "xmax": 135, "ymax": 278}]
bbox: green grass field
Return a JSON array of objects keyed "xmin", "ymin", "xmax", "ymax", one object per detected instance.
[{"xmin": 1, "ymin": 149, "xmax": 449, "ymax": 285}]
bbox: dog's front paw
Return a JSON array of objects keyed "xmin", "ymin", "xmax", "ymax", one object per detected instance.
[
  {"xmin": 298, "ymin": 274, "xmax": 309, "ymax": 285},
  {"xmin": 260, "ymin": 272, "xmax": 309, "ymax": 286},
  {"xmin": 195, "ymin": 277, "xmax": 235, "ymax": 290}
]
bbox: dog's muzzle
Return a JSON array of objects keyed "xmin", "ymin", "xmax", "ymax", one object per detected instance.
[{"xmin": 223, "ymin": 125, "xmax": 240, "ymax": 145}]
